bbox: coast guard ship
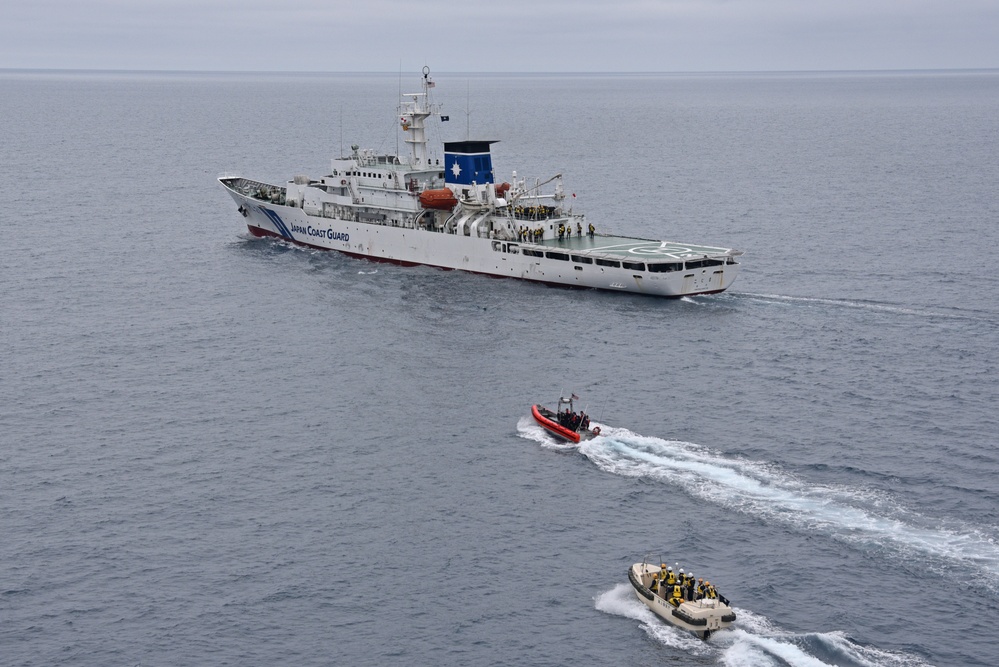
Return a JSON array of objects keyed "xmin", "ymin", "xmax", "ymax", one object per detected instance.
[{"xmin": 219, "ymin": 67, "xmax": 743, "ymax": 297}]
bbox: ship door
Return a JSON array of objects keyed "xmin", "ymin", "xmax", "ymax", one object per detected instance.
[{"xmin": 682, "ymin": 273, "xmax": 695, "ymax": 293}]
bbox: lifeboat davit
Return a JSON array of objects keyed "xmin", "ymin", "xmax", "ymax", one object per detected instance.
[{"xmin": 419, "ymin": 188, "xmax": 458, "ymax": 210}]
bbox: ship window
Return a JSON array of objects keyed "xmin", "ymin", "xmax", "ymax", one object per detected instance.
[
  {"xmin": 726, "ymin": 257, "xmax": 737, "ymax": 265},
  {"xmin": 546, "ymin": 251, "xmax": 570, "ymax": 261},
  {"xmin": 647, "ymin": 262, "xmax": 682, "ymax": 273},
  {"xmin": 571, "ymin": 255, "xmax": 593, "ymax": 264},
  {"xmin": 574, "ymin": 266, "xmax": 582, "ymax": 271},
  {"xmin": 523, "ymin": 249, "xmax": 544, "ymax": 257},
  {"xmin": 685, "ymin": 259, "xmax": 724, "ymax": 269},
  {"xmin": 595, "ymin": 258, "xmax": 620, "ymax": 268},
  {"xmin": 622, "ymin": 261, "xmax": 645, "ymax": 271},
  {"xmin": 491, "ymin": 241, "xmax": 502, "ymax": 252}
]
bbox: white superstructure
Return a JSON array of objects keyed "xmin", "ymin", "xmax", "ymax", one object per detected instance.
[{"xmin": 219, "ymin": 67, "xmax": 743, "ymax": 297}]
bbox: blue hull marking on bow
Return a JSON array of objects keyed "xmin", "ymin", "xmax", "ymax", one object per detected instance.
[{"xmin": 260, "ymin": 207, "xmax": 294, "ymax": 240}]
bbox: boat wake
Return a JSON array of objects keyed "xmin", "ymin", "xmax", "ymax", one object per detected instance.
[
  {"xmin": 595, "ymin": 583, "xmax": 931, "ymax": 667},
  {"xmin": 517, "ymin": 419, "xmax": 999, "ymax": 590},
  {"xmin": 732, "ymin": 291, "xmax": 998, "ymax": 324}
]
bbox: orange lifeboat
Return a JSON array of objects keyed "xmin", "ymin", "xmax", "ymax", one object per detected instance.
[
  {"xmin": 419, "ymin": 188, "xmax": 458, "ymax": 210},
  {"xmin": 495, "ymin": 182, "xmax": 511, "ymax": 197}
]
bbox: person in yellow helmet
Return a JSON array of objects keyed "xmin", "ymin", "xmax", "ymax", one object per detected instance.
[
  {"xmin": 668, "ymin": 583, "xmax": 684, "ymax": 607},
  {"xmin": 654, "ymin": 564, "xmax": 668, "ymax": 594}
]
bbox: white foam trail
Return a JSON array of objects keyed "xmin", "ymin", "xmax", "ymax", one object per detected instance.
[
  {"xmin": 519, "ymin": 420, "xmax": 999, "ymax": 587},
  {"xmin": 735, "ymin": 291, "xmax": 995, "ymax": 323},
  {"xmin": 594, "ymin": 584, "xmax": 709, "ymax": 654},
  {"xmin": 596, "ymin": 585, "xmax": 932, "ymax": 667}
]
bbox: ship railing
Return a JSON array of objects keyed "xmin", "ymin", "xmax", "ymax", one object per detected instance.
[
  {"xmin": 509, "ymin": 205, "xmax": 567, "ymax": 221},
  {"xmin": 223, "ymin": 176, "xmax": 287, "ymax": 203}
]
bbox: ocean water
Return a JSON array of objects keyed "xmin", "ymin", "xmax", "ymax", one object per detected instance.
[{"xmin": 2, "ymin": 68, "xmax": 998, "ymax": 666}]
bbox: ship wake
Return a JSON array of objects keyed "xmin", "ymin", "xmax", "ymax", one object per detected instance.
[
  {"xmin": 518, "ymin": 418, "xmax": 999, "ymax": 591},
  {"xmin": 595, "ymin": 583, "xmax": 931, "ymax": 667}
]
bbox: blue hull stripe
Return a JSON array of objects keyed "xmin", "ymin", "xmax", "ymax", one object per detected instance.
[{"xmin": 260, "ymin": 207, "xmax": 293, "ymax": 239}]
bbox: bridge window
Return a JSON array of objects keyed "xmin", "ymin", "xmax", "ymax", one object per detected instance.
[
  {"xmin": 622, "ymin": 261, "xmax": 646, "ymax": 271},
  {"xmin": 571, "ymin": 255, "xmax": 593, "ymax": 264},
  {"xmin": 523, "ymin": 249, "xmax": 544, "ymax": 258},
  {"xmin": 595, "ymin": 258, "xmax": 620, "ymax": 268},
  {"xmin": 546, "ymin": 251, "xmax": 570, "ymax": 261}
]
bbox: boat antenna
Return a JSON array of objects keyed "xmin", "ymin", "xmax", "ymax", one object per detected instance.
[
  {"xmin": 396, "ymin": 61, "xmax": 402, "ymax": 158},
  {"xmin": 339, "ymin": 103, "xmax": 343, "ymax": 159},
  {"xmin": 465, "ymin": 80, "xmax": 471, "ymax": 140}
]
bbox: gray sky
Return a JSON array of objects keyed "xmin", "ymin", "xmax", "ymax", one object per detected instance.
[{"xmin": 3, "ymin": 0, "xmax": 997, "ymax": 72}]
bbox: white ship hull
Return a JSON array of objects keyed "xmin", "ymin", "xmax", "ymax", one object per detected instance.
[
  {"xmin": 223, "ymin": 188, "xmax": 741, "ymax": 298},
  {"xmin": 220, "ymin": 67, "xmax": 742, "ymax": 298}
]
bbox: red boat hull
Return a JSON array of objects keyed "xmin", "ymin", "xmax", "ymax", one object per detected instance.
[{"xmin": 532, "ymin": 404, "xmax": 581, "ymax": 443}]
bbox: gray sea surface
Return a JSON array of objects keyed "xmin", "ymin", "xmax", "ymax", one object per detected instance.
[{"xmin": 2, "ymin": 69, "xmax": 999, "ymax": 666}]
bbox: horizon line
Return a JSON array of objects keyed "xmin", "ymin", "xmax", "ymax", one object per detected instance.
[{"xmin": 3, "ymin": 66, "xmax": 998, "ymax": 76}]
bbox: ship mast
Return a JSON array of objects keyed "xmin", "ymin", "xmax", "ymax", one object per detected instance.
[{"xmin": 399, "ymin": 66, "xmax": 438, "ymax": 168}]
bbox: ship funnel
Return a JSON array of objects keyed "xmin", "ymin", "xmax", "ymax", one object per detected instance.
[{"xmin": 444, "ymin": 141, "xmax": 498, "ymax": 187}]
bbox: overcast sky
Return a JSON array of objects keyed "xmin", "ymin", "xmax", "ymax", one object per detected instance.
[{"xmin": 3, "ymin": 0, "xmax": 997, "ymax": 72}]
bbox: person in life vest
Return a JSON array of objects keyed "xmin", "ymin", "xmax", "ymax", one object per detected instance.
[
  {"xmin": 684, "ymin": 573, "xmax": 695, "ymax": 600},
  {"xmin": 668, "ymin": 584, "xmax": 684, "ymax": 608},
  {"xmin": 587, "ymin": 222, "xmax": 595, "ymax": 237},
  {"xmin": 696, "ymin": 578, "xmax": 706, "ymax": 600},
  {"xmin": 558, "ymin": 223, "xmax": 565, "ymax": 240},
  {"xmin": 705, "ymin": 582, "xmax": 717, "ymax": 599},
  {"xmin": 576, "ymin": 222, "xmax": 582, "ymax": 237},
  {"xmin": 664, "ymin": 566, "xmax": 677, "ymax": 586},
  {"xmin": 649, "ymin": 571, "xmax": 661, "ymax": 593}
]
